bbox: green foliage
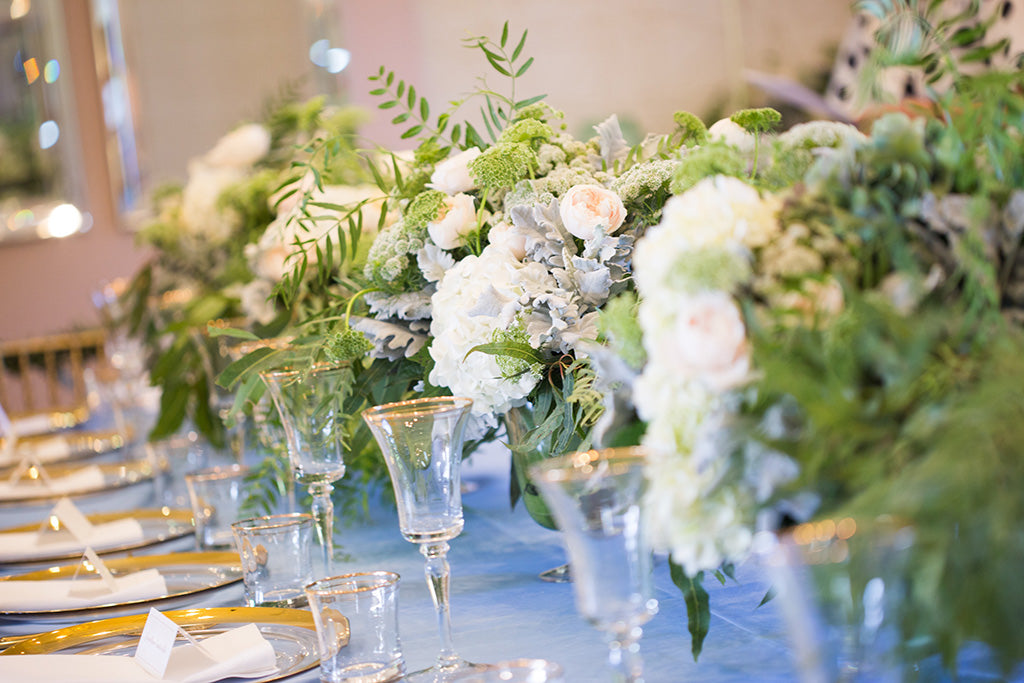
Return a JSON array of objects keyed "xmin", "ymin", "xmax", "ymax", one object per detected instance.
[
  {"xmin": 670, "ymin": 142, "xmax": 746, "ymax": 194},
  {"xmin": 469, "ymin": 142, "xmax": 538, "ymax": 190},
  {"xmin": 368, "ymin": 21, "xmax": 545, "ymax": 151},
  {"xmin": 670, "ymin": 561, "xmax": 710, "ymax": 661},
  {"xmin": 672, "ymin": 110, "xmax": 710, "ymax": 147},
  {"xmin": 598, "ymin": 292, "xmax": 645, "ymax": 370}
]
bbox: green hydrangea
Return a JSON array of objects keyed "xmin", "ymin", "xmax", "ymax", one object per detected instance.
[
  {"xmin": 672, "ymin": 110, "xmax": 710, "ymax": 147},
  {"xmin": 325, "ymin": 326, "xmax": 373, "ymax": 363},
  {"xmin": 730, "ymin": 107, "xmax": 782, "ymax": 135},
  {"xmin": 535, "ymin": 165, "xmax": 600, "ymax": 197},
  {"xmin": 514, "ymin": 103, "xmax": 566, "ymax": 130},
  {"xmin": 598, "ymin": 292, "xmax": 645, "ymax": 370},
  {"xmin": 469, "ymin": 142, "xmax": 537, "ymax": 190},
  {"xmin": 670, "ymin": 142, "xmax": 746, "ymax": 194},
  {"xmin": 363, "ymin": 219, "xmax": 428, "ymax": 293},
  {"xmin": 499, "ymin": 119, "xmax": 552, "ymax": 146},
  {"xmin": 665, "ymin": 247, "xmax": 751, "ymax": 294},
  {"xmin": 611, "ymin": 159, "xmax": 678, "ymax": 205},
  {"xmin": 404, "ymin": 190, "xmax": 447, "ymax": 232}
]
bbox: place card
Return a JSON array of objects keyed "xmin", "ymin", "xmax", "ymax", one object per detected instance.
[
  {"xmin": 48, "ymin": 497, "xmax": 96, "ymax": 541},
  {"xmin": 6, "ymin": 454, "xmax": 52, "ymax": 487},
  {"xmin": 68, "ymin": 547, "xmax": 119, "ymax": 596},
  {"xmin": 135, "ymin": 608, "xmax": 214, "ymax": 679}
]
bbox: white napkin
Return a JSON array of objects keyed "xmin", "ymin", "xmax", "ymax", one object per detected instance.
[
  {"xmin": 0, "ymin": 517, "xmax": 145, "ymax": 562},
  {"xmin": 0, "ymin": 464, "xmax": 106, "ymax": 501},
  {"xmin": 8, "ymin": 413, "xmax": 58, "ymax": 438},
  {"xmin": 0, "ymin": 435, "xmax": 73, "ymax": 466},
  {"xmin": 0, "ymin": 568, "xmax": 168, "ymax": 611},
  {"xmin": 0, "ymin": 623, "xmax": 278, "ymax": 683}
]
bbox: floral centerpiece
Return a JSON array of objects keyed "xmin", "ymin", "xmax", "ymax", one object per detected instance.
[
  {"xmin": 219, "ymin": 23, "xmax": 698, "ymax": 522},
  {"xmin": 209, "ymin": 6, "xmax": 1024, "ymax": 674},
  {"xmin": 614, "ymin": 0, "xmax": 1024, "ymax": 671}
]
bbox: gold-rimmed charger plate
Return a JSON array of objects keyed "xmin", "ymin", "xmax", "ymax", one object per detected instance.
[
  {"xmin": 0, "ymin": 430, "xmax": 129, "ymax": 473},
  {"xmin": 0, "ymin": 406, "xmax": 90, "ymax": 441},
  {"xmin": 0, "ymin": 552, "xmax": 242, "ymax": 621},
  {"xmin": 0, "ymin": 459, "xmax": 160, "ymax": 507},
  {"xmin": 0, "ymin": 508, "xmax": 194, "ymax": 564},
  {"xmin": 0, "ymin": 606, "xmax": 327, "ymax": 683}
]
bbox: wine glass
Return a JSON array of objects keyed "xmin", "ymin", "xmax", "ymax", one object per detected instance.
[
  {"xmin": 362, "ymin": 396, "xmax": 492, "ymax": 681},
  {"xmin": 530, "ymin": 447, "xmax": 657, "ymax": 683},
  {"xmin": 260, "ymin": 362, "xmax": 349, "ymax": 574}
]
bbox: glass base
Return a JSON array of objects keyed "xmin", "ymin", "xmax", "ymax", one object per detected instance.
[
  {"xmin": 404, "ymin": 659, "xmax": 494, "ymax": 682},
  {"xmin": 539, "ymin": 563, "xmax": 571, "ymax": 583}
]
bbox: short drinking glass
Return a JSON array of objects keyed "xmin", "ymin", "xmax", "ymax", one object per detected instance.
[{"xmin": 231, "ymin": 512, "xmax": 314, "ymax": 608}]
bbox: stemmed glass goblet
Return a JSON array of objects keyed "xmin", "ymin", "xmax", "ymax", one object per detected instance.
[
  {"xmin": 260, "ymin": 362, "xmax": 349, "ymax": 574},
  {"xmin": 530, "ymin": 447, "xmax": 657, "ymax": 683},
  {"xmin": 362, "ymin": 396, "xmax": 491, "ymax": 681}
]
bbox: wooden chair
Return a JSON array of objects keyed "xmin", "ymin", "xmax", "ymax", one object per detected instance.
[{"xmin": 0, "ymin": 329, "xmax": 107, "ymax": 416}]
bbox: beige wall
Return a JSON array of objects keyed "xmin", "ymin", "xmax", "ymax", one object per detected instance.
[{"xmin": 0, "ymin": 0, "xmax": 853, "ymax": 341}]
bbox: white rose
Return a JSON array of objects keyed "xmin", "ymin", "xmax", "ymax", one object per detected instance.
[
  {"xmin": 204, "ymin": 123, "xmax": 271, "ymax": 168},
  {"xmin": 427, "ymin": 147, "xmax": 482, "ymax": 195},
  {"xmin": 708, "ymin": 118, "xmax": 756, "ymax": 155},
  {"xmin": 664, "ymin": 291, "xmax": 750, "ymax": 392},
  {"xmin": 559, "ymin": 184, "xmax": 627, "ymax": 241},
  {"xmin": 427, "ymin": 193, "xmax": 477, "ymax": 250},
  {"xmin": 487, "ymin": 221, "xmax": 527, "ymax": 260}
]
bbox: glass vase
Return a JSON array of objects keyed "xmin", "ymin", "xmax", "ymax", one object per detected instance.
[{"xmin": 503, "ymin": 405, "xmax": 582, "ymax": 582}]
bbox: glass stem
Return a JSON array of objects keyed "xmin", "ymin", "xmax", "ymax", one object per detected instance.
[
  {"xmin": 606, "ymin": 626, "xmax": 645, "ymax": 683},
  {"xmin": 421, "ymin": 541, "xmax": 460, "ymax": 670},
  {"xmin": 309, "ymin": 481, "xmax": 335, "ymax": 574}
]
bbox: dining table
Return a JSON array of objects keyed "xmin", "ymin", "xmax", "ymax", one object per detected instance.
[{"xmin": 0, "ymin": 417, "xmax": 1020, "ymax": 683}]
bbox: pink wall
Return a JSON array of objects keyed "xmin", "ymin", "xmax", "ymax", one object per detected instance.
[{"xmin": 0, "ymin": 0, "xmax": 149, "ymax": 341}]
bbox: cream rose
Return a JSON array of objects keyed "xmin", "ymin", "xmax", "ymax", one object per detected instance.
[
  {"xmin": 427, "ymin": 147, "xmax": 482, "ymax": 195},
  {"xmin": 427, "ymin": 193, "xmax": 477, "ymax": 250},
  {"xmin": 559, "ymin": 184, "xmax": 627, "ymax": 241},
  {"xmin": 664, "ymin": 291, "xmax": 750, "ymax": 392},
  {"xmin": 487, "ymin": 221, "xmax": 527, "ymax": 260}
]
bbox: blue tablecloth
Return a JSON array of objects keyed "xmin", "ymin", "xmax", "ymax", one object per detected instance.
[{"xmin": 1, "ymin": 437, "xmax": 1020, "ymax": 682}]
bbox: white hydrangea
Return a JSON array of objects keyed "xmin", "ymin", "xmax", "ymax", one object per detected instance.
[
  {"xmin": 632, "ymin": 173, "xmax": 792, "ymax": 575},
  {"xmin": 639, "ymin": 175, "xmax": 780, "ymax": 258},
  {"xmin": 778, "ymin": 120, "xmax": 867, "ymax": 150},
  {"xmin": 428, "ymin": 245, "xmax": 553, "ymax": 424}
]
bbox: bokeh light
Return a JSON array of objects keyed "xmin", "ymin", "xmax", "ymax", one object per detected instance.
[
  {"xmin": 38, "ymin": 120, "xmax": 59, "ymax": 148},
  {"xmin": 325, "ymin": 48, "xmax": 350, "ymax": 74},
  {"xmin": 309, "ymin": 39, "xmax": 329, "ymax": 67},
  {"xmin": 43, "ymin": 58, "xmax": 59, "ymax": 83},
  {"xmin": 23, "ymin": 56, "xmax": 38, "ymax": 84},
  {"xmin": 9, "ymin": 0, "xmax": 29, "ymax": 21},
  {"xmin": 8, "ymin": 209, "xmax": 34, "ymax": 231},
  {"xmin": 44, "ymin": 203, "xmax": 83, "ymax": 238}
]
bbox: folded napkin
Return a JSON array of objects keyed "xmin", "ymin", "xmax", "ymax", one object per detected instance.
[
  {"xmin": 0, "ymin": 465, "xmax": 106, "ymax": 501},
  {"xmin": 0, "ymin": 623, "xmax": 278, "ymax": 683},
  {"xmin": 0, "ymin": 568, "xmax": 167, "ymax": 611},
  {"xmin": 0, "ymin": 517, "xmax": 145, "ymax": 562},
  {"xmin": 8, "ymin": 413, "xmax": 59, "ymax": 438},
  {"xmin": 0, "ymin": 436, "xmax": 73, "ymax": 466}
]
